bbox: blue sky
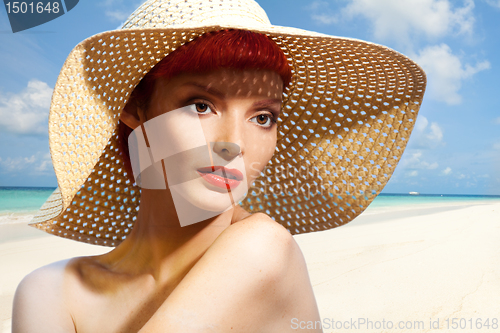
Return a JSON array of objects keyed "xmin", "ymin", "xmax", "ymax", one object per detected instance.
[{"xmin": 0, "ymin": 0, "xmax": 499, "ymax": 195}]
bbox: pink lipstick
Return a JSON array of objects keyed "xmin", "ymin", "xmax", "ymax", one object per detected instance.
[{"xmin": 197, "ymin": 166, "xmax": 243, "ymax": 191}]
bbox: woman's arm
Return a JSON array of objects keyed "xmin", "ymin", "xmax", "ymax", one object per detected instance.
[
  {"xmin": 138, "ymin": 213, "xmax": 322, "ymax": 333},
  {"xmin": 12, "ymin": 261, "xmax": 76, "ymax": 333}
]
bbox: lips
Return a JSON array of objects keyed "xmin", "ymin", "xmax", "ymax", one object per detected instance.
[{"xmin": 197, "ymin": 166, "xmax": 243, "ymax": 190}]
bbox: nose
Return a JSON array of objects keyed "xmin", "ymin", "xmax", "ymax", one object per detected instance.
[
  {"xmin": 209, "ymin": 108, "xmax": 245, "ymax": 161},
  {"xmin": 212, "ymin": 141, "xmax": 241, "ymax": 161}
]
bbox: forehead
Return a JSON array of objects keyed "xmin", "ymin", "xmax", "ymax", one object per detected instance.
[{"xmin": 157, "ymin": 69, "xmax": 284, "ymax": 99}]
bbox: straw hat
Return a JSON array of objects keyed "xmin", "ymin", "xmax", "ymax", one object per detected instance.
[{"xmin": 31, "ymin": 0, "xmax": 426, "ymax": 246}]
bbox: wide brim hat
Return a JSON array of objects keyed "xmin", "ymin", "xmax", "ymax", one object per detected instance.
[{"xmin": 31, "ymin": 0, "xmax": 426, "ymax": 246}]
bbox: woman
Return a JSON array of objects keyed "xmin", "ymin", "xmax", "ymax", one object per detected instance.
[{"xmin": 12, "ymin": 0, "xmax": 426, "ymax": 332}]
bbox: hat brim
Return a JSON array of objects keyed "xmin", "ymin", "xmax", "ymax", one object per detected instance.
[{"xmin": 31, "ymin": 24, "xmax": 426, "ymax": 246}]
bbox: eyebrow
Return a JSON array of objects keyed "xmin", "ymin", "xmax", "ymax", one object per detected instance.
[
  {"xmin": 182, "ymin": 82, "xmax": 225, "ymax": 98},
  {"xmin": 252, "ymin": 99, "xmax": 282, "ymax": 109},
  {"xmin": 182, "ymin": 82, "xmax": 282, "ymax": 112}
]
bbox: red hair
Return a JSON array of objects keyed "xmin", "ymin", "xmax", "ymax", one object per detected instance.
[{"xmin": 118, "ymin": 29, "xmax": 292, "ymax": 181}]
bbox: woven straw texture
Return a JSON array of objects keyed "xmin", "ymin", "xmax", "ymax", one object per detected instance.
[{"xmin": 31, "ymin": 0, "xmax": 426, "ymax": 246}]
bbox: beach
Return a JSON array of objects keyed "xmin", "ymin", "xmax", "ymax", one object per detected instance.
[
  {"xmin": 1, "ymin": 194, "xmax": 499, "ymax": 332},
  {"xmin": 295, "ymin": 200, "xmax": 500, "ymax": 332}
]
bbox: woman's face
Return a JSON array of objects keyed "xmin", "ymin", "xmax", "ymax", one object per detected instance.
[{"xmin": 133, "ymin": 68, "xmax": 283, "ymax": 221}]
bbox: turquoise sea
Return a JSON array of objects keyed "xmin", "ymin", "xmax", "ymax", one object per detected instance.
[
  {"xmin": 369, "ymin": 192, "xmax": 500, "ymax": 208},
  {"xmin": 1, "ymin": 186, "xmax": 500, "ymax": 224},
  {"xmin": 0, "ymin": 187, "xmax": 57, "ymax": 214},
  {"xmin": 0, "ymin": 187, "xmax": 57, "ymax": 225}
]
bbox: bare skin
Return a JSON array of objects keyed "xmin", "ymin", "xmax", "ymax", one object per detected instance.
[{"xmin": 12, "ymin": 69, "xmax": 322, "ymax": 333}]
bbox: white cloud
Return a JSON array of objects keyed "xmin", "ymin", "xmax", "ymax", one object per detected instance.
[
  {"xmin": 428, "ymin": 123, "xmax": 443, "ymax": 142},
  {"xmin": 485, "ymin": 0, "xmax": 500, "ymax": 8},
  {"xmin": 106, "ymin": 10, "xmax": 131, "ymax": 22},
  {"xmin": 494, "ymin": 117, "xmax": 500, "ymax": 124},
  {"xmin": 0, "ymin": 153, "xmax": 52, "ymax": 175},
  {"xmin": 312, "ymin": 13, "xmax": 338, "ymax": 25},
  {"xmin": 457, "ymin": 173, "xmax": 466, "ymax": 179},
  {"xmin": 397, "ymin": 116, "xmax": 442, "ymax": 176},
  {"xmin": 413, "ymin": 44, "xmax": 490, "ymax": 104},
  {"xmin": 24, "ymin": 155, "xmax": 35, "ymax": 164},
  {"xmin": 410, "ymin": 116, "xmax": 444, "ymax": 148},
  {"xmin": 309, "ymin": 1, "xmax": 338, "ymax": 24},
  {"xmin": 35, "ymin": 153, "xmax": 52, "ymax": 172},
  {"xmin": 309, "ymin": 0, "xmax": 328, "ymax": 11},
  {"xmin": 0, "ymin": 79, "xmax": 52, "ymax": 135},
  {"xmin": 100, "ymin": 0, "xmax": 143, "ymax": 22},
  {"xmin": 36, "ymin": 161, "xmax": 51, "ymax": 172},
  {"xmin": 401, "ymin": 150, "xmax": 439, "ymax": 170},
  {"xmin": 442, "ymin": 167, "xmax": 452, "ymax": 175},
  {"xmin": 0, "ymin": 155, "xmax": 35, "ymax": 172},
  {"xmin": 493, "ymin": 142, "xmax": 500, "ymax": 150},
  {"xmin": 310, "ymin": 0, "xmax": 475, "ymax": 44}
]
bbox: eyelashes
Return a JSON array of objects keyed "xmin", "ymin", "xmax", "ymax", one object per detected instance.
[
  {"xmin": 249, "ymin": 113, "xmax": 276, "ymax": 128},
  {"xmin": 184, "ymin": 100, "xmax": 277, "ymax": 129},
  {"xmin": 186, "ymin": 102, "xmax": 213, "ymax": 115}
]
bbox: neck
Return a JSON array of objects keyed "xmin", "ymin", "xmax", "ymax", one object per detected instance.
[{"xmin": 100, "ymin": 188, "xmax": 234, "ymax": 282}]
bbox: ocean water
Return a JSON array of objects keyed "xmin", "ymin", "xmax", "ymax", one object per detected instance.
[
  {"xmin": 0, "ymin": 187, "xmax": 56, "ymax": 214},
  {"xmin": 363, "ymin": 193, "xmax": 500, "ymax": 216},
  {"xmin": 370, "ymin": 193, "xmax": 500, "ymax": 208},
  {"xmin": 0, "ymin": 187, "xmax": 56, "ymax": 224},
  {"xmin": 1, "ymin": 186, "xmax": 499, "ymax": 225}
]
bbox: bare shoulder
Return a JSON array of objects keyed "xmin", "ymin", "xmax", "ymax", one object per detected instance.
[
  {"xmin": 214, "ymin": 213, "xmax": 296, "ymax": 278},
  {"xmin": 151, "ymin": 213, "xmax": 322, "ymax": 332},
  {"xmin": 213, "ymin": 213, "xmax": 307, "ymax": 285},
  {"xmin": 223, "ymin": 212, "xmax": 296, "ymax": 253},
  {"xmin": 218, "ymin": 213, "xmax": 322, "ymax": 331},
  {"xmin": 12, "ymin": 258, "xmax": 84, "ymax": 333}
]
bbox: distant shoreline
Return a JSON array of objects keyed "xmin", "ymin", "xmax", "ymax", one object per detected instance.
[
  {"xmin": 378, "ymin": 192, "xmax": 500, "ymax": 198},
  {"xmin": 0, "ymin": 186, "xmax": 57, "ymax": 190},
  {"xmin": 2, "ymin": 185, "xmax": 500, "ymax": 196},
  {"xmin": 1, "ymin": 186, "xmax": 499, "ymax": 218}
]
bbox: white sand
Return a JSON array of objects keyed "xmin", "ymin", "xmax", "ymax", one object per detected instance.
[
  {"xmin": 0, "ymin": 224, "xmax": 109, "ymax": 333},
  {"xmin": 295, "ymin": 202, "xmax": 500, "ymax": 332},
  {"xmin": 1, "ymin": 202, "xmax": 499, "ymax": 332}
]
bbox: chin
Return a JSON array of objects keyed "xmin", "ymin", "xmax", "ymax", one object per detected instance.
[{"xmin": 170, "ymin": 179, "xmax": 247, "ymax": 213}]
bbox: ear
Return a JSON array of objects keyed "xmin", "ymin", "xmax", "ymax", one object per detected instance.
[{"xmin": 120, "ymin": 102, "xmax": 142, "ymax": 130}]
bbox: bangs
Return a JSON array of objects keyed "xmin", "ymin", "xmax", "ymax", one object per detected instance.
[{"xmin": 149, "ymin": 29, "xmax": 292, "ymax": 87}]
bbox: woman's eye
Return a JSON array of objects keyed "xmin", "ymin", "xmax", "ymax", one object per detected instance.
[
  {"xmin": 250, "ymin": 114, "xmax": 274, "ymax": 128},
  {"xmin": 187, "ymin": 102, "xmax": 212, "ymax": 115},
  {"xmin": 195, "ymin": 103, "xmax": 211, "ymax": 114}
]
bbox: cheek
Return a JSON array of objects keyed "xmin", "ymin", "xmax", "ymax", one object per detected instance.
[
  {"xmin": 245, "ymin": 129, "xmax": 277, "ymax": 179},
  {"xmin": 146, "ymin": 108, "xmax": 207, "ymax": 157}
]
